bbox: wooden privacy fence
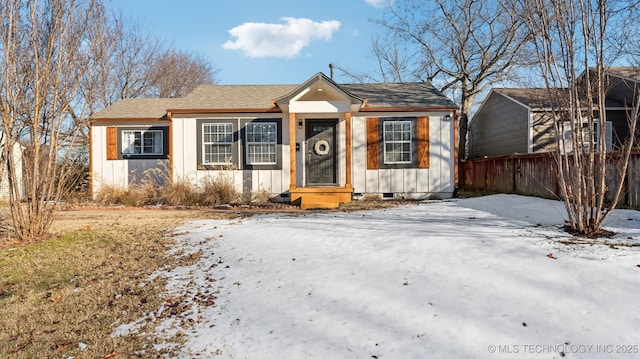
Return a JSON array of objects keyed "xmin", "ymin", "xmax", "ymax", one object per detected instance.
[{"xmin": 460, "ymin": 152, "xmax": 640, "ymax": 209}]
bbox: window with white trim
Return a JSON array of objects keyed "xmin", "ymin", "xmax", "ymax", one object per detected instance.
[
  {"xmin": 122, "ymin": 129, "xmax": 163, "ymax": 155},
  {"xmin": 246, "ymin": 122, "xmax": 277, "ymax": 165},
  {"xmin": 203, "ymin": 123, "xmax": 234, "ymax": 164},
  {"xmin": 558, "ymin": 120, "xmax": 612, "ymax": 154},
  {"xmin": 383, "ymin": 120, "xmax": 412, "ymax": 164}
]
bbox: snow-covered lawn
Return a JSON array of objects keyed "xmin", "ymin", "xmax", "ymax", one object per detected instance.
[{"xmin": 121, "ymin": 194, "xmax": 640, "ymax": 358}]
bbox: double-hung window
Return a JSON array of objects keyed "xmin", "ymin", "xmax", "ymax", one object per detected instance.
[
  {"xmin": 198, "ymin": 118, "xmax": 281, "ymax": 169},
  {"xmin": 122, "ymin": 129, "xmax": 163, "ymax": 156},
  {"xmin": 245, "ymin": 122, "xmax": 277, "ymax": 165},
  {"xmin": 203, "ymin": 123, "xmax": 234, "ymax": 164},
  {"xmin": 558, "ymin": 120, "xmax": 612, "ymax": 154},
  {"xmin": 383, "ymin": 120, "xmax": 412, "ymax": 164}
]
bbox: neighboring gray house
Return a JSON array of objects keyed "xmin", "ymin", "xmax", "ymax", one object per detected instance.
[{"xmin": 468, "ymin": 68, "xmax": 640, "ymax": 159}]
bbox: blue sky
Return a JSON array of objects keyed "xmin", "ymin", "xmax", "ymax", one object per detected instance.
[{"xmin": 106, "ymin": 0, "xmax": 388, "ymax": 85}]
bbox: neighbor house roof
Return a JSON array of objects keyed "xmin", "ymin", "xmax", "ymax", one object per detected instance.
[
  {"xmin": 605, "ymin": 67, "xmax": 640, "ymax": 82},
  {"xmin": 494, "ymin": 87, "xmax": 625, "ymax": 109},
  {"xmin": 494, "ymin": 88, "xmax": 564, "ymax": 109}
]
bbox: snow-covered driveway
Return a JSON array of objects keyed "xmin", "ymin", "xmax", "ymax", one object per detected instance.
[{"xmin": 140, "ymin": 194, "xmax": 640, "ymax": 358}]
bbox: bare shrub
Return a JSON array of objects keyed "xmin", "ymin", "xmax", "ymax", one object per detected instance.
[
  {"xmin": 250, "ymin": 189, "xmax": 272, "ymax": 205},
  {"xmin": 161, "ymin": 180, "xmax": 200, "ymax": 206},
  {"xmin": 96, "ymin": 165, "xmax": 243, "ymax": 207},
  {"xmin": 131, "ymin": 180, "xmax": 163, "ymax": 206},
  {"xmin": 0, "ymin": 209, "xmax": 14, "ymax": 241},
  {"xmin": 95, "ymin": 185, "xmax": 130, "ymax": 206},
  {"xmin": 199, "ymin": 175, "xmax": 239, "ymax": 205},
  {"xmin": 95, "ymin": 182, "xmax": 160, "ymax": 207}
]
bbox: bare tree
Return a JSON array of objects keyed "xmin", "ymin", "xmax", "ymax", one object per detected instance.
[
  {"xmin": 147, "ymin": 49, "xmax": 218, "ymax": 98},
  {"xmin": 67, "ymin": 8, "xmax": 163, "ymax": 143},
  {"xmin": 0, "ymin": 0, "xmax": 97, "ymax": 241},
  {"xmin": 0, "ymin": 0, "xmax": 219, "ymax": 241},
  {"xmin": 69, "ymin": 11, "xmax": 218, "ymax": 143},
  {"xmin": 346, "ymin": 0, "xmax": 531, "ymax": 159},
  {"xmin": 520, "ymin": 0, "xmax": 640, "ymax": 236}
]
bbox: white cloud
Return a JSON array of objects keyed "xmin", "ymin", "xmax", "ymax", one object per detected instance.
[
  {"xmin": 223, "ymin": 17, "xmax": 341, "ymax": 59},
  {"xmin": 364, "ymin": 0, "xmax": 390, "ymax": 8}
]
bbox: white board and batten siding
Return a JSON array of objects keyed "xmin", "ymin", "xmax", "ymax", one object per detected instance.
[
  {"xmin": 91, "ymin": 124, "xmax": 170, "ymax": 195},
  {"xmin": 93, "ymin": 113, "xmax": 455, "ymax": 200},
  {"xmin": 91, "ymin": 125, "xmax": 126, "ymax": 194},
  {"xmin": 171, "ymin": 114, "xmax": 291, "ymax": 195},
  {"xmin": 351, "ymin": 113, "xmax": 455, "ymax": 199}
]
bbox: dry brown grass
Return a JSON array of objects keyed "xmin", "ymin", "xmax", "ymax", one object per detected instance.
[{"xmin": 0, "ymin": 208, "xmax": 233, "ymax": 359}]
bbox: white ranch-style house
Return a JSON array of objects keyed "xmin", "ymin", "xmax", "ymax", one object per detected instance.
[{"xmin": 90, "ymin": 72, "xmax": 459, "ymax": 209}]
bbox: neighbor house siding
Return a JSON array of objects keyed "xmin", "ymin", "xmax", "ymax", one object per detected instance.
[
  {"xmin": 532, "ymin": 109, "xmax": 628, "ymax": 153},
  {"xmin": 606, "ymin": 74, "xmax": 639, "ymax": 106},
  {"xmin": 531, "ymin": 112, "xmax": 557, "ymax": 153},
  {"xmin": 606, "ymin": 110, "xmax": 631, "ymax": 150},
  {"xmin": 0, "ymin": 142, "xmax": 24, "ymax": 199},
  {"xmin": 469, "ymin": 92, "xmax": 530, "ymax": 159}
]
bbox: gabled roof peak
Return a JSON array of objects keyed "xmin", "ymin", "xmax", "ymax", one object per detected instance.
[{"xmin": 275, "ymin": 72, "xmax": 364, "ymax": 106}]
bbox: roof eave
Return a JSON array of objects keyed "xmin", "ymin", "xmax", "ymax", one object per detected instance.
[
  {"xmin": 90, "ymin": 116, "xmax": 170, "ymax": 125},
  {"xmin": 167, "ymin": 106, "xmax": 283, "ymax": 114},
  {"xmin": 359, "ymin": 106, "xmax": 459, "ymax": 112}
]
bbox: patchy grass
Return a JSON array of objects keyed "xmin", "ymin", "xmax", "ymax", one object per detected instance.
[
  {"xmin": 0, "ymin": 197, "xmax": 407, "ymax": 358},
  {"xmin": 338, "ymin": 198, "xmax": 419, "ymax": 211},
  {"xmin": 0, "ymin": 208, "xmax": 231, "ymax": 359}
]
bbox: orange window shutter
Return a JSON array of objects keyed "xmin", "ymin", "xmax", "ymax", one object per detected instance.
[
  {"xmin": 366, "ymin": 117, "xmax": 379, "ymax": 170},
  {"xmin": 417, "ymin": 116, "xmax": 430, "ymax": 169},
  {"xmin": 106, "ymin": 126, "xmax": 118, "ymax": 160}
]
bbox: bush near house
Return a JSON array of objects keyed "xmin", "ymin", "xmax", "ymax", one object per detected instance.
[{"xmin": 95, "ymin": 175, "xmax": 257, "ymax": 207}]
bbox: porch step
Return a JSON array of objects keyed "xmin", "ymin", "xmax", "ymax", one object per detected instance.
[{"xmin": 299, "ymin": 194, "xmax": 340, "ymax": 210}]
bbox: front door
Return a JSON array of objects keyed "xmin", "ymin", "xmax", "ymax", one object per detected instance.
[{"xmin": 306, "ymin": 119, "xmax": 337, "ymax": 185}]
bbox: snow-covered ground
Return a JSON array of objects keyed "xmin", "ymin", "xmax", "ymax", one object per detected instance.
[{"xmin": 118, "ymin": 194, "xmax": 640, "ymax": 358}]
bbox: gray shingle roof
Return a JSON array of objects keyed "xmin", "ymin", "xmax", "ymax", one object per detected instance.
[
  {"xmin": 495, "ymin": 88, "xmax": 625, "ymax": 109},
  {"xmin": 494, "ymin": 88, "xmax": 562, "ymax": 108},
  {"xmin": 92, "ymin": 98, "xmax": 178, "ymax": 119},
  {"xmin": 176, "ymin": 84, "xmax": 298, "ymax": 110},
  {"xmin": 605, "ymin": 67, "xmax": 640, "ymax": 82},
  {"xmin": 91, "ymin": 78, "xmax": 458, "ymax": 120},
  {"xmin": 342, "ymin": 82, "xmax": 458, "ymax": 109}
]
